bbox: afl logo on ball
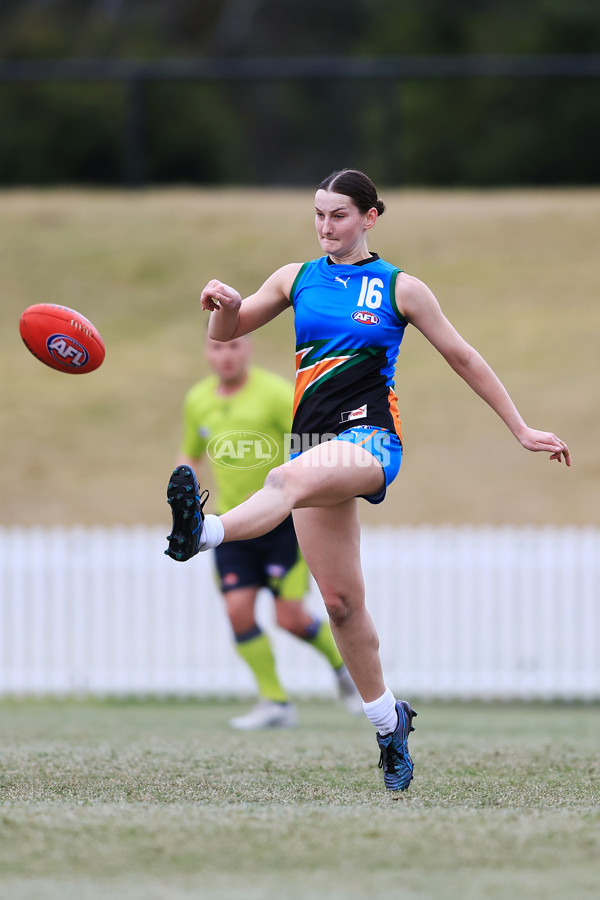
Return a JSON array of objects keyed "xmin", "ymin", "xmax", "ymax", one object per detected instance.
[
  {"xmin": 46, "ymin": 333, "xmax": 90, "ymax": 368},
  {"xmin": 351, "ymin": 310, "xmax": 380, "ymax": 326}
]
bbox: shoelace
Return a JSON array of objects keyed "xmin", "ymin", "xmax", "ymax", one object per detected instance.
[
  {"xmin": 378, "ymin": 739, "xmax": 406, "ymax": 772},
  {"xmin": 192, "ymin": 489, "xmax": 211, "ymax": 537}
]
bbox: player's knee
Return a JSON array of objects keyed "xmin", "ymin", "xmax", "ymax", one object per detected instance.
[
  {"xmin": 263, "ymin": 464, "xmax": 287, "ymax": 493},
  {"xmin": 321, "ymin": 590, "xmax": 352, "ymax": 626},
  {"xmin": 263, "ymin": 464, "xmax": 301, "ymax": 503}
]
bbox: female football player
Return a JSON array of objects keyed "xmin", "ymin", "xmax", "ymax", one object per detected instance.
[{"xmin": 166, "ymin": 168, "xmax": 570, "ymax": 792}]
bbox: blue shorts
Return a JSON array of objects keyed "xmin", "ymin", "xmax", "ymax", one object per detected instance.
[
  {"xmin": 289, "ymin": 426, "xmax": 402, "ymax": 505},
  {"xmin": 336, "ymin": 426, "xmax": 402, "ymax": 504}
]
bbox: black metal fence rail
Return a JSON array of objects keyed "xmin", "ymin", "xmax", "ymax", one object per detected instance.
[
  {"xmin": 2, "ymin": 54, "xmax": 600, "ymax": 81},
  {"xmin": 2, "ymin": 55, "xmax": 600, "ymax": 186}
]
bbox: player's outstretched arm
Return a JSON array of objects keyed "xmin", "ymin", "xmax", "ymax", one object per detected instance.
[
  {"xmin": 396, "ymin": 274, "xmax": 571, "ymax": 466},
  {"xmin": 202, "ymin": 264, "xmax": 301, "ymax": 341}
]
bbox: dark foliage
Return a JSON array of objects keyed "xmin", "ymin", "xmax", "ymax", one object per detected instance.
[{"xmin": 1, "ymin": 1, "xmax": 599, "ymax": 185}]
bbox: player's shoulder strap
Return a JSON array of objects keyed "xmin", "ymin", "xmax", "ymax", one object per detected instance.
[
  {"xmin": 289, "ymin": 261, "xmax": 311, "ymax": 305},
  {"xmin": 388, "ymin": 266, "xmax": 408, "ymax": 325}
]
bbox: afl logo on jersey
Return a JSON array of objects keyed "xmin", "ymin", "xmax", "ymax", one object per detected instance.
[{"xmin": 351, "ymin": 310, "xmax": 380, "ymax": 326}]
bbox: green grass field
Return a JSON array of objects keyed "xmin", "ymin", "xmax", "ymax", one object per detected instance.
[
  {"xmin": 1, "ymin": 188, "xmax": 598, "ymax": 528},
  {"xmin": 1, "ymin": 699, "xmax": 599, "ymax": 899}
]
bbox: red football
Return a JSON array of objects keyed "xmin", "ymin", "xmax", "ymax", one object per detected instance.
[{"xmin": 19, "ymin": 303, "xmax": 105, "ymax": 374}]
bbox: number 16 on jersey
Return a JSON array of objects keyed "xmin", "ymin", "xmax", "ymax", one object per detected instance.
[{"xmin": 356, "ymin": 276, "xmax": 384, "ymax": 309}]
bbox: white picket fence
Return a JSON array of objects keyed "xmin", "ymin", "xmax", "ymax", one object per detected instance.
[{"xmin": 0, "ymin": 525, "xmax": 598, "ymax": 700}]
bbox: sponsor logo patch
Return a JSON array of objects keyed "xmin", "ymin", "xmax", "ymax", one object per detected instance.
[
  {"xmin": 351, "ymin": 310, "xmax": 380, "ymax": 326},
  {"xmin": 340, "ymin": 405, "xmax": 367, "ymax": 422}
]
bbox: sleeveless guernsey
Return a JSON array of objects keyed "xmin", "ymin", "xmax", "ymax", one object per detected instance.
[{"xmin": 289, "ymin": 254, "xmax": 407, "ymax": 448}]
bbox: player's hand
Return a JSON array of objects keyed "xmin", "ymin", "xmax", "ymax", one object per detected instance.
[
  {"xmin": 517, "ymin": 428, "xmax": 571, "ymax": 465},
  {"xmin": 200, "ymin": 279, "xmax": 242, "ymax": 313}
]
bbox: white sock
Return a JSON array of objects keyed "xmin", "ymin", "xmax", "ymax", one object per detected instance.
[
  {"xmin": 199, "ymin": 514, "xmax": 225, "ymax": 550},
  {"xmin": 363, "ymin": 687, "xmax": 398, "ymax": 735}
]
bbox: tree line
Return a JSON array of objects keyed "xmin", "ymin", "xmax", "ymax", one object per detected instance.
[{"xmin": 1, "ymin": 0, "xmax": 599, "ymax": 186}]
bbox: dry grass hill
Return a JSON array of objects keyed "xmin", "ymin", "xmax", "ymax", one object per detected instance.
[{"xmin": 1, "ymin": 188, "xmax": 598, "ymax": 527}]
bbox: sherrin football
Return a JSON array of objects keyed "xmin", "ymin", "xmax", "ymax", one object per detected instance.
[{"xmin": 19, "ymin": 303, "xmax": 105, "ymax": 374}]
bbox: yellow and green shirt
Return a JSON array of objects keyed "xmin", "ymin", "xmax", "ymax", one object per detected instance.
[{"xmin": 180, "ymin": 367, "xmax": 293, "ymax": 514}]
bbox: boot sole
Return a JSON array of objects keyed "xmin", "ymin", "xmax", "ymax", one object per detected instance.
[{"xmin": 165, "ymin": 465, "xmax": 202, "ymax": 562}]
